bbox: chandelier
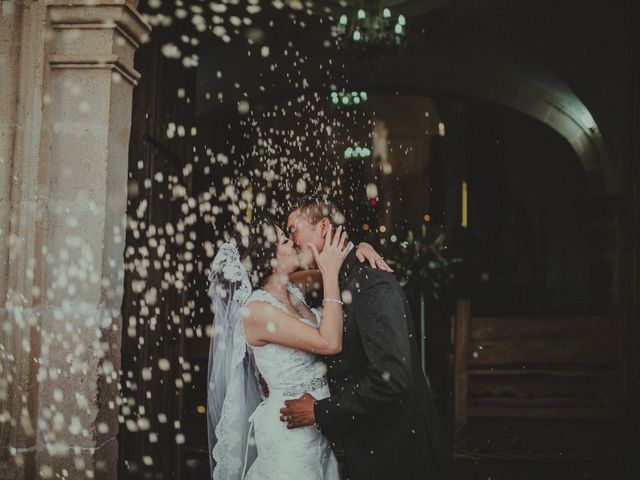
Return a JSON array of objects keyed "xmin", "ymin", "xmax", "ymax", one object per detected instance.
[
  {"xmin": 330, "ymin": 90, "xmax": 368, "ymax": 105},
  {"xmin": 336, "ymin": 7, "xmax": 406, "ymax": 48}
]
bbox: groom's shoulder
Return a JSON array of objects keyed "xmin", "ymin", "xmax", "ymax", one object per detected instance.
[{"xmin": 349, "ymin": 263, "xmax": 400, "ymax": 291}]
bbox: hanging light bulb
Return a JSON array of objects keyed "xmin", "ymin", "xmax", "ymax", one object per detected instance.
[{"xmin": 336, "ymin": 7, "xmax": 406, "ymax": 48}]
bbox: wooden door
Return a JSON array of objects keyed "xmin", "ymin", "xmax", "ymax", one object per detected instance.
[{"xmin": 118, "ymin": 4, "xmax": 197, "ymax": 478}]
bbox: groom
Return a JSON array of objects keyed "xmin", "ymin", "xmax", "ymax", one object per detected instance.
[{"xmin": 280, "ymin": 195, "xmax": 448, "ymax": 479}]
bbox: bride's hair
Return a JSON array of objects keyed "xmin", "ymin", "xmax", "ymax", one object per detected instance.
[{"xmin": 232, "ymin": 212, "xmax": 281, "ymax": 288}]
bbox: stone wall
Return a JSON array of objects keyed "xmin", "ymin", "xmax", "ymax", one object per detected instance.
[{"xmin": 0, "ymin": 1, "xmax": 149, "ymax": 478}]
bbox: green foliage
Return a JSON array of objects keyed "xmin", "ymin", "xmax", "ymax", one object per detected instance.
[{"xmin": 386, "ymin": 231, "xmax": 451, "ymax": 301}]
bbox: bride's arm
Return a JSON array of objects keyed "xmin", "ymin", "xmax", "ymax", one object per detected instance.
[
  {"xmin": 244, "ymin": 225, "xmax": 349, "ymax": 355},
  {"xmin": 243, "ymin": 293, "xmax": 343, "ymax": 355},
  {"xmin": 354, "ymin": 242, "xmax": 394, "ymax": 271}
]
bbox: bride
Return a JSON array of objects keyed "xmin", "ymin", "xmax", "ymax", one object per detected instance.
[{"xmin": 207, "ymin": 214, "xmax": 385, "ymax": 479}]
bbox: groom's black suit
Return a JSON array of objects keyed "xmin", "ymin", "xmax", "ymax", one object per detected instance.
[{"xmin": 314, "ymin": 250, "xmax": 448, "ymax": 479}]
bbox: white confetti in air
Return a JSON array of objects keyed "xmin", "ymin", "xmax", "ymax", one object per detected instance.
[
  {"xmin": 341, "ymin": 290, "xmax": 352, "ymax": 305},
  {"xmin": 366, "ymin": 183, "xmax": 378, "ymax": 200},
  {"xmin": 161, "ymin": 43, "xmax": 181, "ymax": 59},
  {"xmin": 238, "ymin": 101, "xmax": 250, "ymax": 114}
]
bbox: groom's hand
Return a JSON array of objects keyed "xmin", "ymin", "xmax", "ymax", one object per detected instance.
[
  {"xmin": 259, "ymin": 374, "xmax": 269, "ymax": 398},
  {"xmin": 279, "ymin": 392, "xmax": 317, "ymax": 429}
]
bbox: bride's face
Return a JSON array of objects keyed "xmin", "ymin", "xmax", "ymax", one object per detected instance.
[{"xmin": 273, "ymin": 226, "xmax": 300, "ymax": 274}]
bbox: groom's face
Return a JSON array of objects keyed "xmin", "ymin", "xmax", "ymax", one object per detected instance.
[{"xmin": 287, "ymin": 208, "xmax": 327, "ymax": 269}]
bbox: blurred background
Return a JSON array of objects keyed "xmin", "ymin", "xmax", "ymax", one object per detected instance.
[{"xmin": 115, "ymin": 1, "xmax": 639, "ymax": 478}]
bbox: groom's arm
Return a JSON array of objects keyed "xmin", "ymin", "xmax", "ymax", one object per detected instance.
[{"xmin": 314, "ymin": 271, "xmax": 413, "ymax": 435}]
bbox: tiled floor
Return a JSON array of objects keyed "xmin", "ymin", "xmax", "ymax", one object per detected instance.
[
  {"xmin": 450, "ymin": 418, "xmax": 629, "ymax": 479},
  {"xmin": 180, "ymin": 417, "xmax": 631, "ymax": 479}
]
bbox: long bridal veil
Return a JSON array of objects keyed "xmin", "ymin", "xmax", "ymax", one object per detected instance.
[{"xmin": 207, "ymin": 243, "xmax": 262, "ymax": 479}]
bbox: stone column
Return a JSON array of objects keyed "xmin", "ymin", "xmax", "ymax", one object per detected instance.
[{"xmin": 0, "ymin": 1, "xmax": 149, "ymax": 478}]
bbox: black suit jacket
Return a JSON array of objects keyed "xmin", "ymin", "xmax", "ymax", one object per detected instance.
[{"xmin": 314, "ymin": 250, "xmax": 448, "ymax": 479}]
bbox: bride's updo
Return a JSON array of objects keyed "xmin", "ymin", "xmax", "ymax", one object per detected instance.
[{"xmin": 232, "ymin": 213, "xmax": 281, "ymax": 288}]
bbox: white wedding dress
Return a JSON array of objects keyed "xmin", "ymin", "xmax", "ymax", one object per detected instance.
[{"xmin": 242, "ymin": 283, "xmax": 340, "ymax": 480}]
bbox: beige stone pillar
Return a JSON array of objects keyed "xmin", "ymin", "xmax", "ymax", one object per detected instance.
[{"xmin": 0, "ymin": 1, "xmax": 149, "ymax": 478}]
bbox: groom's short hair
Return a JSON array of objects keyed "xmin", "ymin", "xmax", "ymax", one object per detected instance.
[{"xmin": 291, "ymin": 193, "xmax": 345, "ymax": 227}]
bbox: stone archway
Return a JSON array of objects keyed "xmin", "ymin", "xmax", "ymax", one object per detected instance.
[
  {"xmin": 352, "ymin": 43, "xmax": 614, "ymax": 195},
  {"xmin": 296, "ymin": 44, "xmax": 613, "ymax": 195},
  {"xmin": 195, "ymin": 25, "xmax": 615, "ymax": 197},
  {"xmin": 293, "ymin": 0, "xmax": 616, "ymax": 196},
  {"xmin": 0, "ymin": 1, "xmax": 149, "ymax": 478}
]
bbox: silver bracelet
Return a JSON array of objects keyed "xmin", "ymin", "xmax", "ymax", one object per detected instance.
[{"xmin": 322, "ymin": 297, "xmax": 344, "ymax": 305}]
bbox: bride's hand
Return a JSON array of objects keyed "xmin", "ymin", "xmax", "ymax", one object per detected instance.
[
  {"xmin": 308, "ymin": 225, "xmax": 353, "ymax": 277},
  {"xmin": 356, "ymin": 242, "xmax": 394, "ymax": 272}
]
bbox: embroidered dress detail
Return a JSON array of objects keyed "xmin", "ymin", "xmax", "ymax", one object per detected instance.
[{"xmin": 281, "ymin": 376, "xmax": 328, "ymax": 397}]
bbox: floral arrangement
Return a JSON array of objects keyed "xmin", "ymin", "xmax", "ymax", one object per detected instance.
[{"xmin": 386, "ymin": 229, "xmax": 451, "ymax": 301}]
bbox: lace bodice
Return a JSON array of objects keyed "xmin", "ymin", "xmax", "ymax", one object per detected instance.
[
  {"xmin": 244, "ymin": 284, "xmax": 327, "ymax": 394},
  {"xmin": 241, "ymin": 283, "xmax": 339, "ymax": 480}
]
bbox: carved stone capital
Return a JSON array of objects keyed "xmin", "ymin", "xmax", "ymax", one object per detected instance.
[{"xmin": 47, "ymin": 0, "xmax": 151, "ymax": 85}]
